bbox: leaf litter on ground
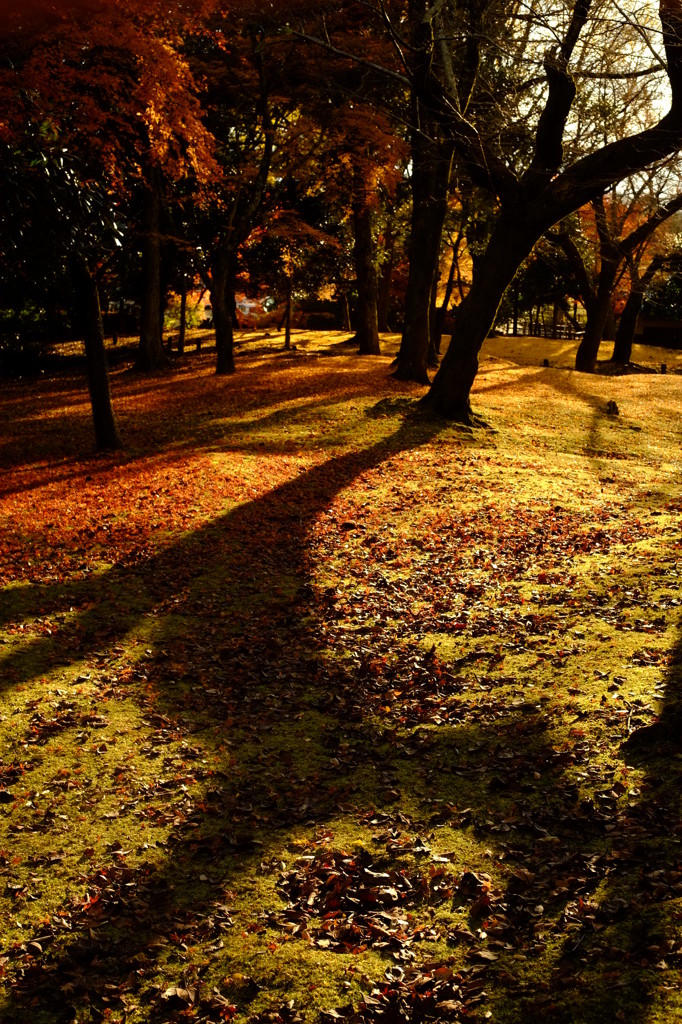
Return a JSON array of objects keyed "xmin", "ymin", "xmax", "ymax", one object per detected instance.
[{"xmin": 1, "ymin": 331, "xmax": 682, "ymax": 1023}]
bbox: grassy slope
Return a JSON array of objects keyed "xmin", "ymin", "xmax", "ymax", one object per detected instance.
[{"xmin": 0, "ymin": 331, "xmax": 681, "ymax": 1024}]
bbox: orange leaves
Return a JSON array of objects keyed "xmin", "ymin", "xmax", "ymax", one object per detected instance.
[
  {"xmin": 1, "ymin": 348, "xmax": 365, "ymax": 590},
  {"xmin": 2, "ymin": 0, "xmax": 220, "ymax": 191},
  {"xmin": 311, "ymin": 102, "xmax": 408, "ymax": 217}
]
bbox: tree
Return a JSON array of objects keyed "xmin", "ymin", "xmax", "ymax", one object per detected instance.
[
  {"xmin": 69, "ymin": 251, "xmax": 124, "ymax": 450},
  {"xmin": 136, "ymin": 166, "xmax": 171, "ymax": 371},
  {"xmin": 496, "ymin": 239, "xmax": 578, "ymax": 336},
  {"xmin": 376, "ymin": 193, "xmax": 410, "ymax": 332},
  {"xmin": 641, "ymin": 266, "xmax": 682, "ymax": 319},
  {"xmin": 393, "ymin": 128, "xmax": 453, "ymax": 380},
  {"xmin": 550, "ymin": 166, "xmax": 682, "ymax": 368},
  {"xmin": 184, "ymin": 13, "xmax": 281, "ymax": 375},
  {"xmin": 289, "ymin": 0, "xmax": 682, "ymax": 418},
  {"xmin": 277, "ymin": 44, "xmax": 408, "ymax": 355},
  {"xmin": 0, "ymin": 132, "xmax": 123, "ymax": 450},
  {"xmin": 0, "ymin": 0, "xmax": 219, "ymax": 445},
  {"xmin": 418, "ymin": 0, "xmax": 682, "ymax": 417},
  {"xmin": 241, "ymin": 208, "xmax": 342, "ymax": 347},
  {"xmin": 351, "ymin": 193, "xmax": 381, "ymax": 353},
  {"xmin": 342, "ymin": 108, "xmax": 405, "ymax": 355},
  {"xmin": 611, "ymin": 221, "xmax": 682, "ymax": 363},
  {"xmin": 611, "ymin": 251, "xmax": 671, "ymax": 363}
]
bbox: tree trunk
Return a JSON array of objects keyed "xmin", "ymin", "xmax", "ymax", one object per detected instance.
[
  {"xmin": 551, "ymin": 302, "xmax": 561, "ymax": 339},
  {"xmin": 136, "ymin": 172, "xmax": 169, "ymax": 371},
  {"xmin": 575, "ymin": 257, "xmax": 618, "ymax": 371},
  {"xmin": 352, "ymin": 203, "xmax": 381, "ymax": 355},
  {"xmin": 433, "ymin": 245, "xmax": 458, "ymax": 348},
  {"xmin": 427, "ymin": 270, "xmax": 441, "ymax": 367},
  {"xmin": 284, "ymin": 273, "xmax": 292, "ymax": 351},
  {"xmin": 337, "ymin": 291, "xmax": 351, "ymax": 332},
  {"xmin": 421, "ymin": 212, "xmax": 537, "ymax": 421},
  {"xmin": 377, "ymin": 255, "xmax": 394, "ymax": 333},
  {"xmin": 69, "ymin": 254, "xmax": 122, "ymax": 452},
  {"xmin": 397, "ymin": 0, "xmax": 682, "ymax": 416},
  {"xmin": 611, "ymin": 289, "xmax": 643, "ymax": 364},
  {"xmin": 604, "ymin": 305, "xmax": 617, "ymax": 340},
  {"xmin": 211, "ymin": 259, "xmax": 236, "ymax": 375},
  {"xmin": 394, "ymin": 126, "xmax": 452, "ymax": 382}
]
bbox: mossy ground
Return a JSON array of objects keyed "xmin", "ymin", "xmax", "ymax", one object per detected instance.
[{"xmin": 1, "ymin": 330, "xmax": 681, "ymax": 1023}]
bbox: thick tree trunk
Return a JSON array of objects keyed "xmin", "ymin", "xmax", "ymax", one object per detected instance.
[
  {"xmin": 399, "ymin": 0, "xmax": 682, "ymax": 417},
  {"xmin": 575, "ymin": 258, "xmax": 618, "ymax": 371},
  {"xmin": 611, "ymin": 289, "xmax": 643, "ymax": 364},
  {"xmin": 394, "ymin": 128, "xmax": 452, "ymax": 382},
  {"xmin": 421, "ymin": 212, "xmax": 537, "ymax": 420},
  {"xmin": 136, "ymin": 173, "xmax": 169, "ymax": 371},
  {"xmin": 69, "ymin": 255, "xmax": 122, "ymax": 451},
  {"xmin": 352, "ymin": 203, "xmax": 381, "ymax": 355}
]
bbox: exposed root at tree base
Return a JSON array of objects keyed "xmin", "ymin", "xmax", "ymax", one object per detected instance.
[
  {"xmin": 417, "ymin": 393, "xmax": 489, "ymax": 429},
  {"xmin": 596, "ymin": 360, "xmax": 659, "ymax": 376}
]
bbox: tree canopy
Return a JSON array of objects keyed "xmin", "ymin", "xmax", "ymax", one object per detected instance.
[{"xmin": 3, "ymin": 0, "xmax": 682, "ymax": 442}]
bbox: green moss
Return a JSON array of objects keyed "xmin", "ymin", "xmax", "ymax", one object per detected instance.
[{"xmin": 2, "ymin": 334, "xmax": 682, "ymax": 1022}]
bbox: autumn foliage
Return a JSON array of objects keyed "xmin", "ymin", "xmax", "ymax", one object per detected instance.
[
  {"xmin": 2, "ymin": 336, "xmax": 682, "ymax": 1022},
  {"xmin": 4, "ymin": 0, "xmax": 682, "ymax": 1016}
]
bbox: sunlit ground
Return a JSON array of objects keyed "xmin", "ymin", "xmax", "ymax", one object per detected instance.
[{"xmin": 1, "ymin": 330, "xmax": 681, "ymax": 1024}]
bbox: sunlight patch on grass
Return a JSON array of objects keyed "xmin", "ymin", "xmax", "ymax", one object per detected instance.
[{"xmin": 2, "ymin": 335, "xmax": 682, "ymax": 1023}]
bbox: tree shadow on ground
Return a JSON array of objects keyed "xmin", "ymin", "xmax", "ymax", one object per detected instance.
[
  {"xmin": 515, "ymin": 621, "xmax": 682, "ymax": 1024},
  {"xmin": 481, "ymin": 367, "xmax": 682, "ymax": 1021},
  {"xmin": 2, "ymin": 388, "xmax": 682, "ymax": 1023},
  {"xmin": 0, "ymin": 357, "xmax": 404, "ymax": 489},
  {"xmin": 0, "ymin": 408, "xmax": 449, "ymax": 1018}
]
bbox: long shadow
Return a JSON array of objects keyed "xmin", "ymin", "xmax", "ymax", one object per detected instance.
[
  {"xmin": 0, "ymin": 408, "xmax": 458, "ymax": 1020},
  {"xmin": 2, "ymin": 378, "xmax": 682, "ymax": 1022},
  {"xmin": 0, "ymin": 359, "xmax": 399, "ymax": 488},
  {"xmin": 0, "ymin": 407, "xmax": 440, "ymax": 678},
  {"xmin": 515, "ymin": 625, "xmax": 682, "ymax": 1024},
  {"xmin": 0, "ymin": 389, "xmax": 390, "ymax": 503},
  {"xmin": 476, "ymin": 367, "xmax": 682, "ymax": 1022}
]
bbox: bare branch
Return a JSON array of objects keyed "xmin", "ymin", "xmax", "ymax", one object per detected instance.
[
  {"xmin": 521, "ymin": 0, "xmax": 592, "ymax": 186},
  {"xmin": 285, "ymin": 27, "xmax": 410, "ymax": 86},
  {"xmin": 377, "ymin": 0, "xmax": 411, "ymax": 72}
]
